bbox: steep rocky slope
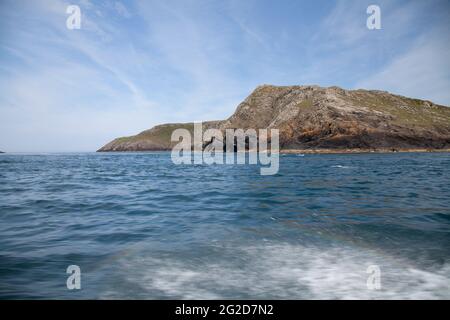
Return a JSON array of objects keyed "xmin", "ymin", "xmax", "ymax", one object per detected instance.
[{"xmin": 98, "ymin": 85, "xmax": 450, "ymax": 152}]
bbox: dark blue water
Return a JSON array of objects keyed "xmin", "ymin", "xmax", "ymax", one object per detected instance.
[{"xmin": 0, "ymin": 152, "xmax": 449, "ymax": 299}]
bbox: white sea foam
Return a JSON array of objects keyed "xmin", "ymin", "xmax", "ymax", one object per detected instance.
[{"xmin": 99, "ymin": 243, "xmax": 450, "ymax": 299}]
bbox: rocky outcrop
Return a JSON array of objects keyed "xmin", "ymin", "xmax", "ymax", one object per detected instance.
[
  {"xmin": 98, "ymin": 121, "xmax": 222, "ymax": 152},
  {"xmin": 98, "ymin": 85, "xmax": 450, "ymax": 152}
]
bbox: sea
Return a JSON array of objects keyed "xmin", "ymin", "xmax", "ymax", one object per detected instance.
[{"xmin": 0, "ymin": 152, "xmax": 449, "ymax": 299}]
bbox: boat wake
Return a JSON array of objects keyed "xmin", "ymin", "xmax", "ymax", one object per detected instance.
[{"xmin": 98, "ymin": 243, "xmax": 450, "ymax": 299}]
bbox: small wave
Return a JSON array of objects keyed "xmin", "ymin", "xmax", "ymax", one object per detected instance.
[{"xmin": 332, "ymin": 165, "xmax": 351, "ymax": 169}]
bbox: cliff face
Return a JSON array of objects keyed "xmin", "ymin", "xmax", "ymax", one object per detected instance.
[{"xmin": 98, "ymin": 85, "xmax": 450, "ymax": 152}]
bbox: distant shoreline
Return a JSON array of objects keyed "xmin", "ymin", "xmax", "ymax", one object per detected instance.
[
  {"xmin": 97, "ymin": 148, "xmax": 450, "ymax": 154},
  {"xmin": 280, "ymin": 148, "xmax": 450, "ymax": 154}
]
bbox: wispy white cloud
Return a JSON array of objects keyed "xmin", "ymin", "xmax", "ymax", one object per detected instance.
[
  {"xmin": 356, "ymin": 27, "xmax": 450, "ymax": 106},
  {"xmin": 114, "ymin": 1, "xmax": 131, "ymax": 18},
  {"xmin": 0, "ymin": 0, "xmax": 162, "ymax": 151},
  {"xmin": 136, "ymin": 0, "xmax": 253, "ymax": 121}
]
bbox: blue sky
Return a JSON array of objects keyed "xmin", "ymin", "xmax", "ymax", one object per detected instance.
[{"xmin": 0, "ymin": 0, "xmax": 449, "ymax": 152}]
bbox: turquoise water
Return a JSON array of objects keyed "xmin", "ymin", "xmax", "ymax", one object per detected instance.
[{"xmin": 0, "ymin": 152, "xmax": 449, "ymax": 299}]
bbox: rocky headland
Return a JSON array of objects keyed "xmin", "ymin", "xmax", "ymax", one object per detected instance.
[{"xmin": 98, "ymin": 85, "xmax": 450, "ymax": 153}]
